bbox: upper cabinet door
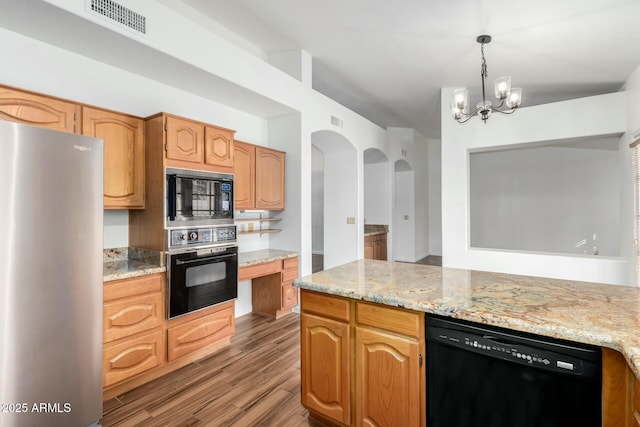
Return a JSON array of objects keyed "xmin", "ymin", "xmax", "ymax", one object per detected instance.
[
  {"xmin": 233, "ymin": 141, "xmax": 256, "ymax": 210},
  {"xmin": 204, "ymin": 125, "xmax": 234, "ymax": 171},
  {"xmin": 165, "ymin": 116, "xmax": 204, "ymax": 165},
  {"xmin": 0, "ymin": 86, "xmax": 79, "ymax": 133},
  {"xmin": 82, "ymin": 107, "xmax": 145, "ymax": 209},
  {"xmin": 255, "ymin": 146, "xmax": 285, "ymax": 210}
]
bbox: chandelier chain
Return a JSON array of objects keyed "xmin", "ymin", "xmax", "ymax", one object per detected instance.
[{"xmin": 480, "ymin": 42, "xmax": 488, "ymax": 106}]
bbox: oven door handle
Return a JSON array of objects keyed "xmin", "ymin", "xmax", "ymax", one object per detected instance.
[{"xmin": 175, "ymin": 253, "xmax": 236, "ymax": 266}]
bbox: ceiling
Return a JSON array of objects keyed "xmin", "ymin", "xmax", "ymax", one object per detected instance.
[{"xmin": 176, "ymin": 0, "xmax": 640, "ymax": 139}]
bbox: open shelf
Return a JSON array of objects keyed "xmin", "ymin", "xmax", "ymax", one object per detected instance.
[
  {"xmin": 237, "ymin": 228, "xmax": 282, "ymax": 236},
  {"xmin": 235, "ymin": 218, "xmax": 281, "ymax": 222},
  {"xmin": 235, "ymin": 212, "xmax": 282, "ymax": 236}
]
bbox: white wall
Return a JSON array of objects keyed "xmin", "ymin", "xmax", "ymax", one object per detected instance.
[
  {"xmin": 412, "ymin": 132, "xmax": 430, "ymax": 261},
  {"xmin": 624, "ymin": 64, "xmax": 640, "ymax": 285},
  {"xmin": 364, "ymin": 161, "xmax": 391, "ymax": 225},
  {"xmin": 470, "ymin": 143, "xmax": 621, "ymax": 256},
  {"xmin": 311, "ymin": 145, "xmax": 325, "ymax": 253},
  {"xmin": 441, "ymin": 89, "xmax": 631, "ymax": 285},
  {"xmin": 427, "ymin": 140, "xmax": 442, "ymax": 256},
  {"xmin": 386, "ymin": 128, "xmax": 430, "ymax": 262},
  {"xmin": 393, "ymin": 166, "xmax": 416, "ymax": 262}
]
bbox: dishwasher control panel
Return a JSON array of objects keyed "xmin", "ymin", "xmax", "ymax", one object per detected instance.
[{"xmin": 428, "ymin": 325, "xmax": 584, "ymax": 375}]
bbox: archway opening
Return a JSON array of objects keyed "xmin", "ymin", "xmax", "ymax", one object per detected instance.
[{"xmin": 311, "ymin": 130, "xmax": 358, "ymax": 271}]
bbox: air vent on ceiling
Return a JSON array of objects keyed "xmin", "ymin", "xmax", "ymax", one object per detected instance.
[
  {"xmin": 88, "ymin": 0, "xmax": 146, "ymax": 35},
  {"xmin": 330, "ymin": 115, "xmax": 343, "ymax": 128}
]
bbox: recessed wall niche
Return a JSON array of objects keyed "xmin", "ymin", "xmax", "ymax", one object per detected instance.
[{"xmin": 469, "ymin": 136, "xmax": 621, "ymax": 256}]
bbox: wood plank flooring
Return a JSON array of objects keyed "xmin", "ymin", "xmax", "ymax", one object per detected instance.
[{"xmin": 101, "ymin": 313, "xmax": 316, "ymax": 427}]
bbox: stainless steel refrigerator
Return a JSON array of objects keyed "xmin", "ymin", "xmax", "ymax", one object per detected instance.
[{"xmin": 0, "ymin": 121, "xmax": 103, "ymax": 427}]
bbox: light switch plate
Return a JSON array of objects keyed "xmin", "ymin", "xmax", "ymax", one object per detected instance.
[{"xmin": 347, "ymin": 217, "xmax": 356, "ymax": 224}]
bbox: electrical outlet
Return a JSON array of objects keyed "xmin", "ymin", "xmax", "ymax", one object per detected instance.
[
  {"xmin": 347, "ymin": 217, "xmax": 356, "ymax": 224},
  {"xmin": 404, "ymin": 215, "xmax": 409, "ymax": 220}
]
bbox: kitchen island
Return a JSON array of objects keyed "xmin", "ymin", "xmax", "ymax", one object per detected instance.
[{"xmin": 293, "ymin": 259, "xmax": 640, "ymax": 427}]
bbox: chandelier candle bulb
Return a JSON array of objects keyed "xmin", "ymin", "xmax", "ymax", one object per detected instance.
[
  {"xmin": 453, "ymin": 88, "xmax": 468, "ymax": 110},
  {"xmin": 507, "ymin": 88, "xmax": 522, "ymax": 108},
  {"xmin": 494, "ymin": 76, "xmax": 512, "ymax": 100}
]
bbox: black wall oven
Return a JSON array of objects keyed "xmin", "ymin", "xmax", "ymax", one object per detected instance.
[
  {"xmin": 166, "ymin": 167, "xmax": 234, "ymax": 228},
  {"xmin": 166, "ymin": 226, "xmax": 237, "ymax": 319}
]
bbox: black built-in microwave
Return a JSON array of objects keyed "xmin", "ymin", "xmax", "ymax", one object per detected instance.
[{"xmin": 166, "ymin": 167, "xmax": 233, "ymax": 227}]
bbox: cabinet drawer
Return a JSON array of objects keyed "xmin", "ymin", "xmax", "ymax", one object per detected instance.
[
  {"xmin": 282, "ymin": 283, "xmax": 298, "ymax": 308},
  {"xmin": 104, "ymin": 274, "xmax": 163, "ymax": 302},
  {"xmin": 356, "ymin": 302, "xmax": 422, "ymax": 339},
  {"xmin": 301, "ymin": 290, "xmax": 350, "ymax": 322},
  {"xmin": 103, "ymin": 292, "xmax": 163, "ymax": 343},
  {"xmin": 283, "ymin": 257, "xmax": 298, "ymax": 271},
  {"xmin": 167, "ymin": 306, "xmax": 235, "ymax": 361},
  {"xmin": 103, "ymin": 330, "xmax": 164, "ymax": 387},
  {"xmin": 282, "ymin": 267, "xmax": 298, "ymax": 283},
  {"xmin": 239, "ymin": 260, "xmax": 280, "ymax": 281}
]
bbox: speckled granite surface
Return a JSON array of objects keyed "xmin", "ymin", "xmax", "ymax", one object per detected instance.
[
  {"xmin": 294, "ymin": 259, "xmax": 640, "ymax": 377},
  {"xmin": 364, "ymin": 224, "xmax": 388, "ymax": 236},
  {"xmin": 103, "ymin": 247, "xmax": 165, "ymax": 282},
  {"xmin": 239, "ymin": 249, "xmax": 298, "ymax": 268}
]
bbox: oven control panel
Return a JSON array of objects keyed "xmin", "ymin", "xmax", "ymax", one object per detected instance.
[{"xmin": 169, "ymin": 226, "xmax": 236, "ymax": 247}]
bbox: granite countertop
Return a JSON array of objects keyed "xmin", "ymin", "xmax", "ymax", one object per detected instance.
[
  {"xmin": 293, "ymin": 259, "xmax": 640, "ymax": 377},
  {"xmin": 103, "ymin": 247, "xmax": 165, "ymax": 282},
  {"xmin": 239, "ymin": 249, "xmax": 298, "ymax": 268},
  {"xmin": 364, "ymin": 224, "xmax": 388, "ymax": 237}
]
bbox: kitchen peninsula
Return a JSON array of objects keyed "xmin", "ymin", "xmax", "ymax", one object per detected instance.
[{"xmin": 294, "ymin": 259, "xmax": 640, "ymax": 427}]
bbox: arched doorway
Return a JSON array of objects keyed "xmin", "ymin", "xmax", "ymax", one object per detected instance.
[
  {"xmin": 364, "ymin": 148, "xmax": 391, "ymax": 259},
  {"xmin": 311, "ymin": 130, "xmax": 358, "ymax": 271},
  {"xmin": 393, "ymin": 159, "xmax": 415, "ymax": 262}
]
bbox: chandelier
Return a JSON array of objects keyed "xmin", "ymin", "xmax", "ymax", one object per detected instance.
[{"xmin": 451, "ymin": 35, "xmax": 523, "ymax": 123}]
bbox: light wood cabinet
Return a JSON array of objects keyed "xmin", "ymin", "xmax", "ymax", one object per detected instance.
[
  {"xmin": 355, "ymin": 302, "xmax": 424, "ymax": 427},
  {"xmin": 301, "ymin": 292, "xmax": 351, "ymax": 427},
  {"xmin": 364, "ymin": 233, "xmax": 387, "ymax": 261},
  {"xmin": 0, "ymin": 85, "xmax": 79, "ymax": 133},
  {"xmin": 234, "ymin": 140, "xmax": 256, "ymax": 210},
  {"xmin": 102, "ymin": 274, "xmax": 165, "ymax": 388},
  {"xmin": 82, "ymin": 106, "xmax": 145, "ymax": 209},
  {"xmin": 256, "ymin": 146, "xmax": 285, "ymax": 210},
  {"xmin": 602, "ymin": 348, "xmax": 636, "ymax": 427},
  {"xmin": 165, "ymin": 115, "xmax": 204, "ymax": 166},
  {"xmin": 103, "ymin": 292, "xmax": 163, "ymax": 343},
  {"xmin": 164, "ymin": 114, "xmax": 235, "ymax": 173},
  {"xmin": 167, "ymin": 303, "xmax": 235, "ymax": 362},
  {"xmin": 234, "ymin": 140, "xmax": 285, "ymax": 210},
  {"xmin": 300, "ymin": 290, "xmax": 425, "ymax": 427},
  {"xmin": 245, "ymin": 256, "xmax": 299, "ymax": 319},
  {"xmin": 205, "ymin": 125, "xmax": 234, "ymax": 171}
]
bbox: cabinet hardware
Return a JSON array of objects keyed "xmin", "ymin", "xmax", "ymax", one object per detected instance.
[{"xmin": 419, "ymin": 354, "xmax": 423, "ymax": 367}]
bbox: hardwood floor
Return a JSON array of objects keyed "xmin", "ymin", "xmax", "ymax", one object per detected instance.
[
  {"xmin": 311, "ymin": 253, "xmax": 323, "ymax": 273},
  {"xmin": 101, "ymin": 313, "xmax": 315, "ymax": 427},
  {"xmin": 415, "ymin": 255, "xmax": 442, "ymax": 266}
]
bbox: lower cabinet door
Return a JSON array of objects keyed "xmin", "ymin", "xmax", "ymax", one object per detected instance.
[
  {"xmin": 281, "ymin": 282, "xmax": 297, "ymax": 308},
  {"xmin": 167, "ymin": 306, "xmax": 234, "ymax": 362},
  {"xmin": 103, "ymin": 330, "xmax": 164, "ymax": 387},
  {"xmin": 301, "ymin": 313, "xmax": 350, "ymax": 426},
  {"xmin": 355, "ymin": 327, "xmax": 421, "ymax": 427}
]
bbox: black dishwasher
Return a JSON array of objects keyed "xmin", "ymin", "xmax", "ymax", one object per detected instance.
[{"xmin": 426, "ymin": 315, "xmax": 601, "ymax": 427}]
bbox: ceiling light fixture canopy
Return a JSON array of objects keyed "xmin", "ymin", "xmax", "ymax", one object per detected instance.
[{"xmin": 452, "ymin": 35, "xmax": 523, "ymax": 124}]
